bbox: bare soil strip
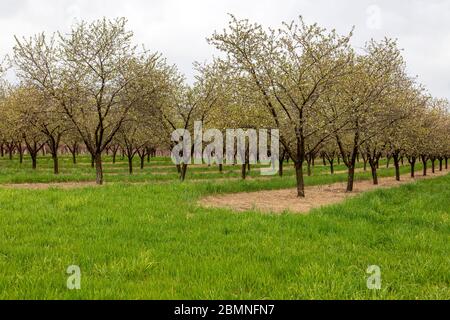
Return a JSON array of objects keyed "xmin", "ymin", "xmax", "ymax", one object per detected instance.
[{"xmin": 199, "ymin": 169, "xmax": 449, "ymax": 214}]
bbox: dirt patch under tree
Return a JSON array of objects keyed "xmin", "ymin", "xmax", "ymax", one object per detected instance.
[{"xmin": 199, "ymin": 169, "xmax": 449, "ymax": 214}]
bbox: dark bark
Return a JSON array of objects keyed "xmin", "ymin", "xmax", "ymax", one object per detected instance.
[
  {"xmin": 431, "ymin": 156, "xmax": 436, "ymax": 174},
  {"xmin": 279, "ymin": 149, "xmax": 286, "ymax": 177},
  {"xmin": 324, "ymin": 152, "xmax": 336, "ymax": 175},
  {"xmin": 128, "ymin": 156, "xmax": 133, "ymax": 174},
  {"xmin": 369, "ymin": 160, "xmax": 378, "ymax": 185},
  {"xmin": 408, "ymin": 157, "xmax": 416, "ymax": 178},
  {"xmin": 31, "ymin": 155, "xmax": 37, "ymax": 169},
  {"xmin": 241, "ymin": 163, "xmax": 247, "ymax": 180},
  {"xmin": 6, "ymin": 142, "xmax": 14, "ymax": 160},
  {"xmin": 111, "ymin": 144, "xmax": 119, "ymax": 164},
  {"xmin": 16, "ymin": 143, "xmax": 24, "ymax": 164},
  {"xmin": 279, "ymin": 159, "xmax": 284, "ymax": 177},
  {"xmin": 95, "ymin": 152, "xmax": 103, "ymax": 185},
  {"xmin": 336, "ymin": 131, "xmax": 359, "ymax": 192},
  {"xmin": 52, "ymin": 154, "xmax": 59, "ymax": 175},
  {"xmin": 24, "ymin": 139, "xmax": 44, "ymax": 170},
  {"xmin": 361, "ymin": 153, "xmax": 367, "ymax": 172},
  {"xmin": 137, "ymin": 149, "xmax": 146, "ymax": 170},
  {"xmin": 67, "ymin": 142, "xmax": 78, "ymax": 165},
  {"xmin": 307, "ymin": 160, "xmax": 312, "ymax": 176},
  {"xmin": 347, "ymin": 165, "xmax": 356, "ymax": 192},
  {"xmin": 180, "ymin": 163, "xmax": 188, "ymax": 181},
  {"xmin": 46, "ymin": 134, "xmax": 61, "ymax": 175},
  {"xmin": 295, "ymin": 161, "xmax": 305, "ymax": 197},
  {"xmin": 421, "ymin": 155, "xmax": 428, "ymax": 176},
  {"xmin": 393, "ymin": 152, "xmax": 401, "ymax": 181}
]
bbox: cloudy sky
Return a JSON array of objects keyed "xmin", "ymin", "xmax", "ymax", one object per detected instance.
[{"xmin": 1, "ymin": 0, "xmax": 449, "ymax": 99}]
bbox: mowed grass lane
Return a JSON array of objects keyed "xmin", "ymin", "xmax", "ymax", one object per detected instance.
[{"xmin": 0, "ymin": 154, "xmax": 434, "ymax": 184}]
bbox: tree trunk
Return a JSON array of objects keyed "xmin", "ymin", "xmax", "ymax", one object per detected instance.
[
  {"xmin": 7, "ymin": 144, "xmax": 14, "ymax": 160},
  {"xmin": 219, "ymin": 164, "xmax": 223, "ymax": 173},
  {"xmin": 180, "ymin": 163, "xmax": 188, "ymax": 181},
  {"xmin": 68, "ymin": 142, "xmax": 78, "ymax": 164},
  {"xmin": 241, "ymin": 163, "xmax": 247, "ymax": 180},
  {"xmin": 279, "ymin": 158, "xmax": 284, "ymax": 177},
  {"xmin": 369, "ymin": 161, "xmax": 378, "ymax": 185},
  {"xmin": 0, "ymin": 143, "xmax": 3, "ymax": 157},
  {"xmin": 24, "ymin": 140, "xmax": 43, "ymax": 170},
  {"xmin": 91, "ymin": 155, "xmax": 95, "ymax": 168},
  {"xmin": 128, "ymin": 156, "xmax": 133, "ymax": 174},
  {"xmin": 393, "ymin": 153, "xmax": 400, "ymax": 181},
  {"xmin": 140, "ymin": 155, "xmax": 145, "ymax": 170},
  {"xmin": 431, "ymin": 157, "xmax": 436, "ymax": 174},
  {"xmin": 17, "ymin": 144, "xmax": 24, "ymax": 164},
  {"xmin": 421, "ymin": 155, "xmax": 428, "ymax": 176},
  {"xmin": 439, "ymin": 158, "xmax": 443, "ymax": 172},
  {"xmin": 52, "ymin": 154, "xmax": 59, "ymax": 175},
  {"xmin": 95, "ymin": 152, "xmax": 103, "ymax": 185},
  {"xmin": 347, "ymin": 166, "xmax": 355, "ymax": 192},
  {"xmin": 67, "ymin": 143, "xmax": 78, "ymax": 165},
  {"xmin": 295, "ymin": 161, "xmax": 305, "ymax": 197},
  {"xmin": 346, "ymin": 150, "xmax": 358, "ymax": 192},
  {"xmin": 31, "ymin": 154, "xmax": 37, "ymax": 169},
  {"xmin": 408, "ymin": 157, "xmax": 416, "ymax": 178},
  {"xmin": 279, "ymin": 150, "xmax": 285, "ymax": 177},
  {"xmin": 445, "ymin": 157, "xmax": 448, "ymax": 170},
  {"xmin": 47, "ymin": 136, "xmax": 61, "ymax": 174},
  {"xmin": 329, "ymin": 159, "xmax": 334, "ymax": 174},
  {"xmin": 112, "ymin": 149, "xmax": 117, "ymax": 164}
]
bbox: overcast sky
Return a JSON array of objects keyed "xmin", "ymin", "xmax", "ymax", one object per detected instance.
[{"xmin": 1, "ymin": 0, "xmax": 449, "ymax": 99}]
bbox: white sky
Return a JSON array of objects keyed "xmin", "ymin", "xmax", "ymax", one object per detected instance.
[{"xmin": 1, "ymin": 0, "xmax": 449, "ymax": 99}]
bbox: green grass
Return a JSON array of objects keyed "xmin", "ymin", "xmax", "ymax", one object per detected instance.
[{"xmin": 0, "ymin": 155, "xmax": 448, "ymax": 299}]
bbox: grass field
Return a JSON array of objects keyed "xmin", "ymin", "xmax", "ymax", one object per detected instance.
[{"xmin": 0, "ymin": 155, "xmax": 449, "ymax": 299}]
